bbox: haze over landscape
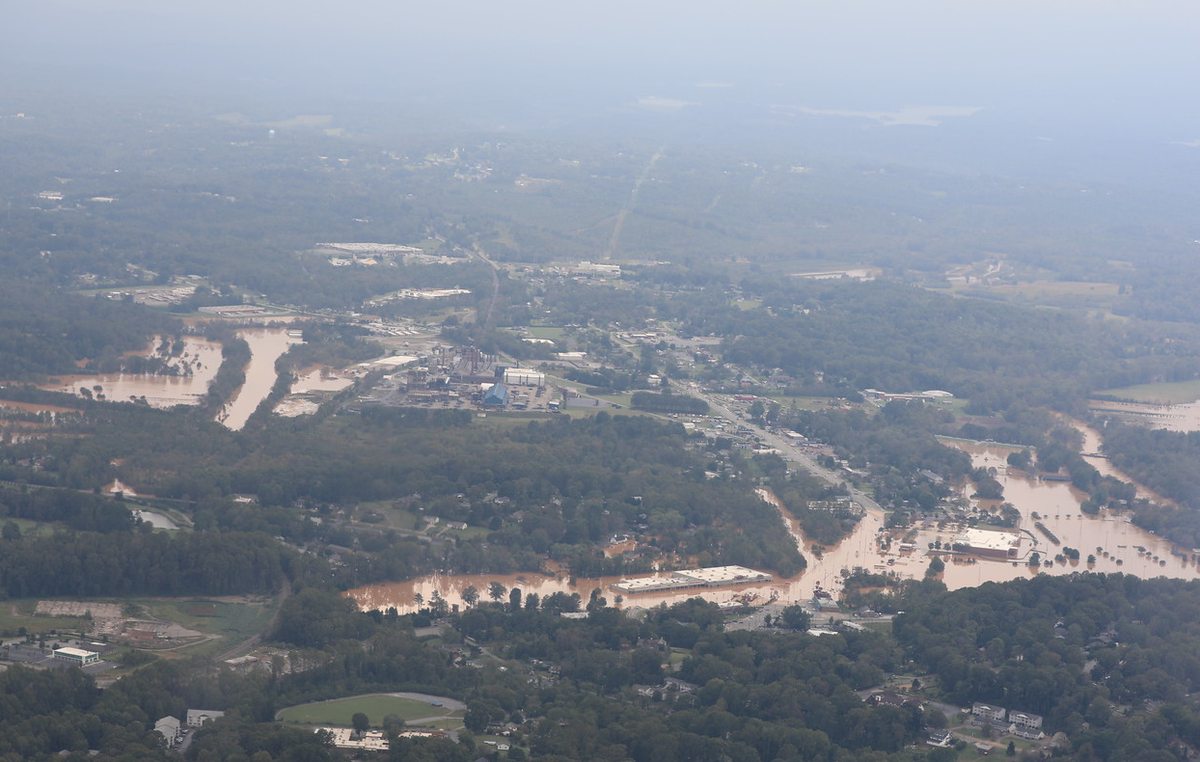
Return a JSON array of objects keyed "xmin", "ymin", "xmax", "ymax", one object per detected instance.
[{"xmin": 2, "ymin": 2, "xmax": 1200, "ymax": 761}]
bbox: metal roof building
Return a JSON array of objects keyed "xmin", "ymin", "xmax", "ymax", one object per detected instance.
[{"xmin": 482, "ymin": 382, "xmax": 509, "ymax": 406}]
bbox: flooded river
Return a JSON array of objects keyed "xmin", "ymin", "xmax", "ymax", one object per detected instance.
[
  {"xmin": 349, "ymin": 439, "xmax": 1200, "ymax": 615},
  {"xmin": 349, "ymin": 494, "xmax": 887, "ymax": 616},
  {"xmin": 39, "ymin": 328, "xmax": 302, "ymax": 431},
  {"xmin": 290, "ymin": 367, "xmax": 353, "ymax": 394},
  {"xmin": 216, "ymin": 328, "xmax": 303, "ymax": 430},
  {"xmin": 1090, "ymin": 399, "xmax": 1200, "ymax": 433},
  {"xmin": 1070, "ymin": 418, "xmax": 1176, "ymax": 506},
  {"xmin": 274, "ymin": 366, "xmax": 354, "ymax": 418},
  {"xmin": 42, "ymin": 336, "xmax": 223, "ymax": 408},
  {"xmin": 931, "ymin": 440, "xmax": 1199, "ymax": 589}
]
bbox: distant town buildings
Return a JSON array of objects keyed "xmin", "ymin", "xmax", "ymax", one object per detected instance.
[{"xmin": 972, "ymin": 702, "xmax": 1045, "ymax": 740}]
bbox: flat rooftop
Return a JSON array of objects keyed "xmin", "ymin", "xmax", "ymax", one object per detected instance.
[
  {"xmin": 317, "ymin": 728, "xmax": 389, "ymax": 751},
  {"xmin": 957, "ymin": 528, "xmax": 1021, "ymax": 552},
  {"xmin": 675, "ymin": 566, "xmax": 772, "ymax": 584},
  {"xmin": 612, "ymin": 565, "xmax": 771, "ymax": 593},
  {"xmin": 364, "ymin": 355, "xmax": 419, "ymax": 368}
]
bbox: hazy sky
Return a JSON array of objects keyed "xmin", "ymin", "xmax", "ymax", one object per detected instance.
[{"xmin": 5, "ymin": 1, "xmax": 1199, "ymax": 142}]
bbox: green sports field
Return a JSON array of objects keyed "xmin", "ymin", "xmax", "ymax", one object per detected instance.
[{"xmin": 276, "ymin": 694, "xmax": 460, "ymax": 728}]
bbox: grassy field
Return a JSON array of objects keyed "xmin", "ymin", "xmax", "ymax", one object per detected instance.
[
  {"xmin": 277, "ymin": 694, "xmax": 461, "ymax": 728},
  {"xmin": 475, "ymin": 411, "xmax": 557, "ymax": 428},
  {"xmin": 0, "ymin": 595, "xmax": 277, "ymax": 653},
  {"xmin": 0, "ymin": 600, "xmax": 91, "ymax": 636},
  {"xmin": 1096, "ymin": 379, "xmax": 1200, "ymax": 404},
  {"xmin": 138, "ymin": 597, "xmax": 276, "ymax": 655},
  {"xmin": 356, "ymin": 500, "xmax": 423, "ymax": 531},
  {"xmin": 524, "ymin": 326, "xmax": 566, "ymax": 340},
  {"xmin": 2, "ymin": 517, "xmax": 61, "ymax": 537},
  {"xmin": 950, "ymin": 279, "xmax": 1121, "ymax": 310}
]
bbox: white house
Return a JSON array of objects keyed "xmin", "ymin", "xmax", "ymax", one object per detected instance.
[
  {"xmin": 154, "ymin": 716, "xmax": 181, "ymax": 745},
  {"xmin": 187, "ymin": 709, "xmax": 225, "ymax": 728}
]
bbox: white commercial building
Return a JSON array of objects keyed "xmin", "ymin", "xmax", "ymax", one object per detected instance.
[
  {"xmin": 612, "ymin": 566, "xmax": 771, "ymax": 594},
  {"xmin": 52, "ymin": 647, "xmax": 100, "ymax": 666},
  {"xmin": 955, "ymin": 528, "xmax": 1021, "ymax": 559}
]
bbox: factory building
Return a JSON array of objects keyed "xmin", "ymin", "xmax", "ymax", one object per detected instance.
[
  {"xmin": 482, "ymin": 383, "xmax": 509, "ymax": 407},
  {"xmin": 503, "ymin": 368, "xmax": 545, "ymax": 387}
]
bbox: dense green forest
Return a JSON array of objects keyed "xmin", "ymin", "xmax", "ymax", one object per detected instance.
[
  {"xmin": 10, "ymin": 574, "xmax": 1199, "ymax": 761},
  {"xmin": 782, "ymin": 402, "xmax": 971, "ymax": 515},
  {"xmin": 0, "ymin": 486, "xmax": 137, "ymax": 533},
  {"xmin": 0, "ymin": 530, "xmax": 296, "ymax": 598},
  {"xmin": 1103, "ymin": 424, "xmax": 1200, "ymax": 508},
  {"xmin": 0, "ymin": 280, "xmax": 177, "ymax": 379},
  {"xmin": 751, "ymin": 454, "xmax": 860, "ymax": 546},
  {"xmin": 1095, "ymin": 422, "xmax": 1200, "ymax": 547},
  {"xmin": 629, "ymin": 391, "xmax": 709, "ymax": 414},
  {"xmin": 895, "ymin": 574, "xmax": 1200, "ymax": 760},
  {"xmin": 9, "ymin": 406, "xmax": 803, "ymax": 579},
  {"xmin": 7, "ymin": 67, "xmax": 1200, "ymax": 762},
  {"xmin": 675, "ymin": 280, "xmax": 1200, "ymax": 413}
]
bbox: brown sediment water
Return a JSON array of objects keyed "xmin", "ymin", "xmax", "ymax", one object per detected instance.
[
  {"xmin": 290, "ymin": 367, "xmax": 353, "ymax": 394},
  {"xmin": 1089, "ymin": 399, "xmax": 1200, "ymax": 433},
  {"xmin": 934, "ymin": 440, "xmax": 1199, "ymax": 589},
  {"xmin": 215, "ymin": 328, "xmax": 303, "ymax": 430},
  {"xmin": 1066, "ymin": 417, "xmax": 1176, "ymax": 506},
  {"xmin": 349, "ymin": 441, "xmax": 1200, "ymax": 615},
  {"xmin": 40, "ymin": 336, "xmax": 223, "ymax": 408}
]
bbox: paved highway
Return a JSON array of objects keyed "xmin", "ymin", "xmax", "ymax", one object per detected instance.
[{"xmin": 686, "ymin": 385, "xmax": 886, "ymax": 517}]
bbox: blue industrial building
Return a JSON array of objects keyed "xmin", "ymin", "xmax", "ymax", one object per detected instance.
[{"xmin": 482, "ymin": 382, "xmax": 509, "ymax": 407}]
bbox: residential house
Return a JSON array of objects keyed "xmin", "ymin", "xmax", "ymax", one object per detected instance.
[
  {"xmin": 1009, "ymin": 711, "xmax": 1044, "ymax": 740},
  {"xmin": 154, "ymin": 716, "xmax": 181, "ymax": 746},
  {"xmin": 187, "ymin": 709, "xmax": 225, "ymax": 728},
  {"xmin": 971, "ymin": 702, "xmax": 1006, "ymax": 726}
]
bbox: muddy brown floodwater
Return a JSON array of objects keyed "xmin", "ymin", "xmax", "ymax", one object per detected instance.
[
  {"xmin": 215, "ymin": 328, "xmax": 303, "ymax": 430},
  {"xmin": 41, "ymin": 336, "xmax": 223, "ymax": 408},
  {"xmin": 932, "ymin": 440, "xmax": 1200, "ymax": 589},
  {"xmin": 349, "ymin": 439, "xmax": 1200, "ymax": 615},
  {"xmin": 1089, "ymin": 399, "xmax": 1200, "ymax": 433},
  {"xmin": 290, "ymin": 367, "xmax": 353, "ymax": 394},
  {"xmin": 348, "ymin": 490, "xmax": 892, "ymax": 615},
  {"xmin": 1068, "ymin": 417, "xmax": 1176, "ymax": 506}
]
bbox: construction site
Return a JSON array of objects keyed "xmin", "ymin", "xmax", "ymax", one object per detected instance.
[{"xmin": 31, "ymin": 600, "xmax": 206, "ymax": 648}]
